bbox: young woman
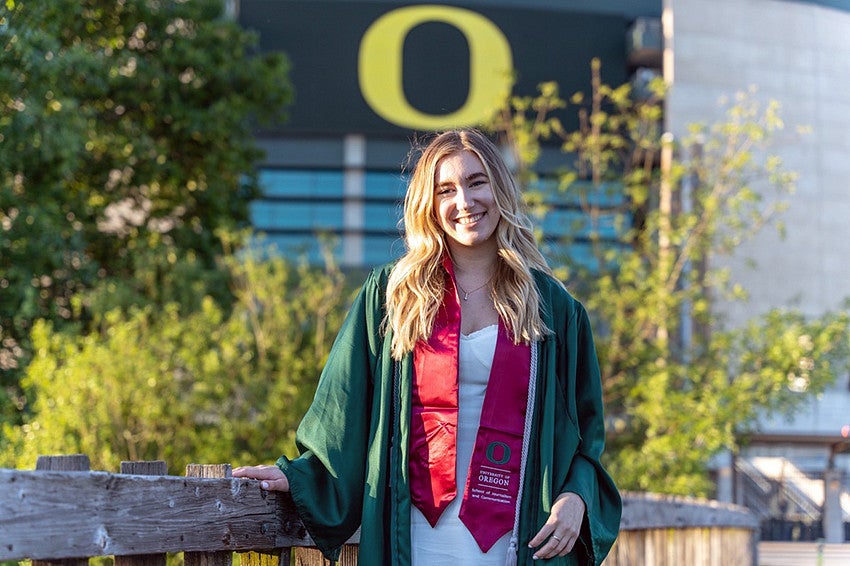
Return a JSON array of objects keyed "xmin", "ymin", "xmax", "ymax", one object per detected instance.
[{"xmin": 234, "ymin": 129, "xmax": 621, "ymax": 565}]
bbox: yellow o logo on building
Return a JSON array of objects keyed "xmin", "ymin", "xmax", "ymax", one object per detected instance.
[{"xmin": 358, "ymin": 5, "xmax": 513, "ymax": 130}]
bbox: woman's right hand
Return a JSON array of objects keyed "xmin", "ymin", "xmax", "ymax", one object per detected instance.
[{"xmin": 232, "ymin": 464, "xmax": 290, "ymax": 492}]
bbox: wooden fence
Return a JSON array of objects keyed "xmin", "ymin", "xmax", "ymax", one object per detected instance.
[
  {"xmin": 605, "ymin": 491, "xmax": 760, "ymax": 565},
  {"xmin": 1, "ymin": 455, "xmax": 760, "ymax": 565}
]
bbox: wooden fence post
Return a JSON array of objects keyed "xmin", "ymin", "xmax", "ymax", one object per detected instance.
[
  {"xmin": 32, "ymin": 455, "xmax": 92, "ymax": 566},
  {"xmin": 292, "ymin": 546, "xmax": 358, "ymax": 566},
  {"xmin": 114, "ymin": 461, "xmax": 169, "ymax": 566},
  {"xmin": 184, "ymin": 464, "xmax": 234, "ymax": 566},
  {"xmin": 240, "ymin": 548, "xmax": 287, "ymax": 566}
]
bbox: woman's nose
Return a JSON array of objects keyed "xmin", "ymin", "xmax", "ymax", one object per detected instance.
[{"xmin": 455, "ymin": 187, "xmax": 473, "ymax": 209}]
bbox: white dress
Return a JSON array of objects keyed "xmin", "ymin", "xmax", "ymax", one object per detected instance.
[{"xmin": 410, "ymin": 324, "xmax": 512, "ymax": 564}]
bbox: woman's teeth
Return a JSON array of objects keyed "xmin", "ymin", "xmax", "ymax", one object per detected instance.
[{"xmin": 457, "ymin": 213, "xmax": 483, "ymax": 225}]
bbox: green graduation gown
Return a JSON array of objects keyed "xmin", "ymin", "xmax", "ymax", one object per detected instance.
[{"xmin": 278, "ymin": 264, "xmax": 622, "ymax": 565}]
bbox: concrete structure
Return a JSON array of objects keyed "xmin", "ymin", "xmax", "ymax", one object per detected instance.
[{"xmin": 665, "ymin": 0, "xmax": 850, "ymax": 321}]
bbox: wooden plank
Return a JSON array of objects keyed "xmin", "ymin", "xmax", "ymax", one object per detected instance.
[
  {"xmin": 35, "ymin": 455, "xmax": 91, "ymax": 472},
  {"xmin": 31, "ymin": 455, "xmax": 92, "ymax": 566},
  {"xmin": 185, "ymin": 464, "xmax": 234, "ymax": 566},
  {"xmin": 292, "ymin": 545, "xmax": 358, "ymax": 566},
  {"xmin": 0, "ymin": 468, "xmax": 311, "ymax": 560},
  {"xmin": 114, "ymin": 461, "xmax": 169, "ymax": 566},
  {"xmin": 239, "ymin": 549, "xmax": 287, "ymax": 566},
  {"xmin": 603, "ymin": 527, "xmax": 757, "ymax": 566}
]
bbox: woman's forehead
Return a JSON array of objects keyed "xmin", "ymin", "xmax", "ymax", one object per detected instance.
[{"xmin": 434, "ymin": 150, "xmax": 485, "ymax": 181}]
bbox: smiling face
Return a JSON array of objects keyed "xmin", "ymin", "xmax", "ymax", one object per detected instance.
[{"xmin": 433, "ymin": 149, "xmax": 501, "ymax": 253}]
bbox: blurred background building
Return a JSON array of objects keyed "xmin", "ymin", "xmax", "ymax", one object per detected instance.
[
  {"xmin": 232, "ymin": 0, "xmax": 850, "ymax": 542},
  {"xmin": 664, "ymin": 0, "xmax": 850, "ymax": 544}
]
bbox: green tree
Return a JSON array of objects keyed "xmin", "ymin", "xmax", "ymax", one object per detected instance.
[
  {"xmin": 488, "ymin": 61, "xmax": 850, "ymax": 495},
  {"xmin": 1, "ymin": 248, "xmax": 350, "ymax": 473},
  {"xmin": 0, "ymin": 0, "xmax": 291, "ymax": 426}
]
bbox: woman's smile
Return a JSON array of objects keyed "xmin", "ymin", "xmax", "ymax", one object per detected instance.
[{"xmin": 455, "ymin": 212, "xmax": 485, "ymax": 225}]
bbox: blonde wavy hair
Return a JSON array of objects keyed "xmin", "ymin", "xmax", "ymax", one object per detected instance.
[{"xmin": 385, "ymin": 129, "xmax": 557, "ymax": 360}]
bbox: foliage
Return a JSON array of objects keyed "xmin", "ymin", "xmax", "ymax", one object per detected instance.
[
  {"xmin": 0, "ymin": 0, "xmax": 292, "ymax": 427},
  {"xmin": 487, "ymin": 60, "xmax": 850, "ymax": 496},
  {"xmin": 1, "ymin": 248, "xmax": 351, "ymax": 473}
]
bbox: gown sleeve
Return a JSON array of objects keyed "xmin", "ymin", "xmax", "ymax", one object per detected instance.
[
  {"xmin": 558, "ymin": 303, "xmax": 622, "ymax": 565},
  {"xmin": 276, "ymin": 268, "xmax": 386, "ymax": 561}
]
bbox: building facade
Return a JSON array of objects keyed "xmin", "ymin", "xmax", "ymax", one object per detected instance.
[{"xmin": 237, "ymin": 0, "xmax": 655, "ymax": 266}]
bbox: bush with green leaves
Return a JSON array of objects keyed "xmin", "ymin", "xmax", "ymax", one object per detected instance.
[{"xmin": 1, "ymin": 250, "xmax": 351, "ymax": 473}]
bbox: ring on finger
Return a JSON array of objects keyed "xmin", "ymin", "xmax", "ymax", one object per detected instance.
[{"xmin": 552, "ymin": 535, "xmax": 562, "ymax": 541}]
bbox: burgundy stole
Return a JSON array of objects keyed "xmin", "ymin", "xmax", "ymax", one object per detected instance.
[{"xmin": 409, "ymin": 259, "xmax": 531, "ymax": 552}]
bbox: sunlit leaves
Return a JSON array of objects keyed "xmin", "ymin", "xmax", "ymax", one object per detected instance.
[{"xmin": 1, "ymin": 251, "xmax": 350, "ymax": 472}]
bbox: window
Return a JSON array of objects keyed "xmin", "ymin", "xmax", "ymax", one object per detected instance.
[{"xmin": 249, "ymin": 168, "xmax": 405, "ymax": 266}]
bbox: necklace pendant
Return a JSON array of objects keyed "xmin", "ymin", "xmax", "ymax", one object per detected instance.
[{"xmin": 463, "ymin": 292, "xmax": 470, "ymax": 301}]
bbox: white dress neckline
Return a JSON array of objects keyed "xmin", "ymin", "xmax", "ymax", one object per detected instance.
[{"xmin": 461, "ymin": 323, "xmax": 498, "ymax": 340}]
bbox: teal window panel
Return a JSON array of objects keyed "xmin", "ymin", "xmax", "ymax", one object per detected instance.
[
  {"xmin": 541, "ymin": 241, "xmax": 600, "ymax": 271},
  {"xmin": 259, "ymin": 169, "xmax": 344, "ymax": 198},
  {"xmin": 364, "ymin": 201, "xmax": 402, "ymax": 232},
  {"xmin": 250, "ymin": 234, "xmax": 326, "ymax": 263},
  {"xmin": 531, "ymin": 179, "xmax": 627, "ymax": 208},
  {"xmin": 538, "ymin": 208, "xmax": 621, "ymax": 240},
  {"xmin": 364, "ymin": 234, "xmax": 405, "ymax": 265},
  {"xmin": 365, "ymin": 171, "xmax": 407, "ymax": 199},
  {"xmin": 249, "ymin": 201, "xmax": 344, "ymax": 231},
  {"xmin": 250, "ymin": 233, "xmax": 401, "ymax": 267}
]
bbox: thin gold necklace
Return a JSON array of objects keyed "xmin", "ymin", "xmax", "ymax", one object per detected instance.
[{"xmin": 456, "ymin": 273, "xmax": 494, "ymax": 301}]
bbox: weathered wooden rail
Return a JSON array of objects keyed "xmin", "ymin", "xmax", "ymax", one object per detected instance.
[
  {"xmin": 1, "ymin": 455, "xmax": 346, "ymax": 566},
  {"xmin": 2, "ymin": 455, "xmax": 762, "ymax": 565}
]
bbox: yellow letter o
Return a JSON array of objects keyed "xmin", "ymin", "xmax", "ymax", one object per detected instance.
[{"xmin": 358, "ymin": 5, "xmax": 513, "ymax": 130}]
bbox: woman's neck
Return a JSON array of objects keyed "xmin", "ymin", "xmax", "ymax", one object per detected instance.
[{"xmin": 447, "ymin": 241, "xmax": 499, "ymax": 279}]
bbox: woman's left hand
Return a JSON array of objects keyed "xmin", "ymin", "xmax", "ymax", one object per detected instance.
[
  {"xmin": 232, "ymin": 464, "xmax": 290, "ymax": 492},
  {"xmin": 527, "ymin": 491, "xmax": 586, "ymax": 559}
]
